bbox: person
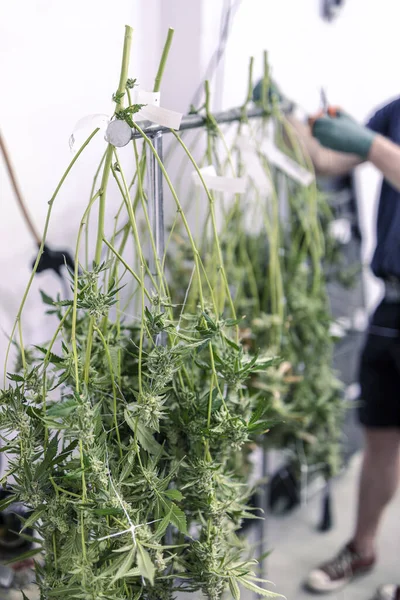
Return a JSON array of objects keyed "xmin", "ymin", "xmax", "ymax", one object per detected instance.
[
  {"xmin": 253, "ymin": 81, "xmax": 400, "ymax": 599},
  {"xmin": 287, "ymin": 100, "xmax": 400, "ymax": 600}
]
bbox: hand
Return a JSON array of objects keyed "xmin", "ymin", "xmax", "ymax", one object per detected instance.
[
  {"xmin": 253, "ymin": 78, "xmax": 282, "ymax": 104},
  {"xmin": 253, "ymin": 78, "xmax": 295, "ymax": 113},
  {"xmin": 310, "ymin": 111, "xmax": 376, "ymax": 158}
]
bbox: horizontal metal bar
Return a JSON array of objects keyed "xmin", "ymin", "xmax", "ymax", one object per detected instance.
[
  {"xmin": 137, "ymin": 106, "xmax": 266, "ymax": 137},
  {"xmin": 105, "ymin": 101, "xmax": 294, "ymax": 147}
]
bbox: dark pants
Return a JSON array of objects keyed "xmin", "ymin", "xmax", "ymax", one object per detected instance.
[{"xmin": 359, "ymin": 300, "xmax": 400, "ymax": 428}]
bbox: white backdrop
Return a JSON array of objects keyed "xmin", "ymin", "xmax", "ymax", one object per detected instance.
[{"xmin": 1, "ymin": 0, "xmax": 398, "ymax": 369}]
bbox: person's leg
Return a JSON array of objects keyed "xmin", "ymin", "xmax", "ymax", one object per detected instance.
[
  {"xmin": 306, "ymin": 303, "xmax": 400, "ymax": 593},
  {"xmin": 306, "ymin": 427, "xmax": 399, "ymax": 593},
  {"xmin": 353, "ymin": 427, "xmax": 400, "ymax": 558}
]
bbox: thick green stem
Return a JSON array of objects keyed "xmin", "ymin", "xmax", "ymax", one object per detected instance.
[
  {"xmin": 94, "ymin": 325, "xmax": 123, "ymax": 457},
  {"xmin": 245, "ymin": 56, "xmax": 254, "ymax": 106},
  {"xmin": 172, "ymin": 127, "xmax": 238, "ymax": 327},
  {"xmin": 4, "ymin": 128, "xmax": 99, "ymax": 386},
  {"xmin": 261, "ymin": 50, "xmax": 270, "ymax": 111},
  {"xmin": 103, "ymin": 237, "xmax": 151, "ymax": 300},
  {"xmin": 154, "ymin": 28, "xmax": 175, "ymax": 92},
  {"xmin": 94, "ymin": 25, "xmax": 133, "ymax": 265},
  {"xmin": 71, "ymin": 190, "xmax": 101, "ymax": 393},
  {"xmin": 94, "ymin": 146, "xmax": 113, "ymax": 265},
  {"xmin": 116, "ymin": 25, "xmax": 133, "ymax": 114},
  {"xmin": 85, "ymin": 150, "xmax": 107, "ymax": 269},
  {"xmin": 133, "ymin": 123, "xmax": 206, "ymax": 311},
  {"xmin": 84, "ymin": 26, "xmax": 134, "ymax": 384}
]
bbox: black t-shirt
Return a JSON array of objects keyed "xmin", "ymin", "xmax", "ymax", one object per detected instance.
[{"xmin": 367, "ymin": 98, "xmax": 400, "ymax": 279}]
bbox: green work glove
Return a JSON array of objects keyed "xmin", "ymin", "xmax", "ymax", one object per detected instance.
[
  {"xmin": 253, "ymin": 78, "xmax": 282, "ymax": 104},
  {"xmin": 312, "ymin": 112, "xmax": 376, "ymax": 158},
  {"xmin": 253, "ymin": 78, "xmax": 294, "ymax": 113}
]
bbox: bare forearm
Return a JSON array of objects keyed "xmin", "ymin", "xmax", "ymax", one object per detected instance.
[
  {"xmin": 368, "ymin": 134, "xmax": 400, "ymax": 191},
  {"xmin": 286, "ymin": 115, "xmax": 363, "ymax": 176}
]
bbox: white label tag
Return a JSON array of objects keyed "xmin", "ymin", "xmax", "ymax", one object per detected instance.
[
  {"xmin": 262, "ymin": 141, "xmax": 314, "ymax": 187},
  {"xmin": 236, "ymin": 135, "xmax": 272, "ymax": 193},
  {"xmin": 69, "ymin": 113, "xmax": 110, "ymax": 153},
  {"xmin": 135, "ymin": 89, "xmax": 161, "ymax": 106},
  {"xmin": 136, "ymin": 104, "xmax": 182, "ymax": 130},
  {"xmin": 192, "ymin": 165, "xmax": 247, "ymax": 194}
]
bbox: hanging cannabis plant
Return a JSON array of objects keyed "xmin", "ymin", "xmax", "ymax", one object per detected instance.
[
  {"xmin": 165, "ymin": 54, "xmax": 346, "ymax": 479},
  {"xmin": 0, "ymin": 26, "xmax": 283, "ymax": 600}
]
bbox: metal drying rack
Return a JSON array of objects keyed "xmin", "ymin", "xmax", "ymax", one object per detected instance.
[{"xmin": 105, "ymin": 100, "xmax": 305, "ymax": 595}]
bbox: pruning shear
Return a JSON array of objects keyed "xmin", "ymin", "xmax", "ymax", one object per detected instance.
[
  {"xmin": 320, "ymin": 87, "xmax": 328, "ymax": 113},
  {"xmin": 308, "ymin": 88, "xmax": 341, "ymax": 130},
  {"xmin": 320, "ymin": 87, "xmax": 340, "ymax": 117}
]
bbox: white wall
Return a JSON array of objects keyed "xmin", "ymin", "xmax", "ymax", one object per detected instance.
[
  {"xmin": 0, "ymin": 1, "xmax": 141, "ymax": 369},
  {"xmin": 1, "ymin": 0, "xmax": 398, "ymax": 372},
  {"xmin": 0, "ymin": 0, "xmax": 219, "ymax": 371}
]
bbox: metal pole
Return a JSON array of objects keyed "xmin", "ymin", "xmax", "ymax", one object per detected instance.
[
  {"xmin": 145, "ymin": 132, "xmax": 173, "ymax": 549},
  {"xmin": 255, "ymin": 443, "xmax": 269, "ymax": 598},
  {"xmin": 147, "ymin": 131, "xmax": 165, "ymax": 281},
  {"xmin": 146, "ymin": 131, "xmax": 166, "ymax": 350}
]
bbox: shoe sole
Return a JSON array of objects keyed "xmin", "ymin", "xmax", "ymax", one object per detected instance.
[{"xmin": 304, "ymin": 565, "xmax": 375, "ymax": 594}]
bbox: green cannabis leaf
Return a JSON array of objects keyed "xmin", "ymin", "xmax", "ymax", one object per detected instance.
[{"xmin": 0, "ymin": 30, "xmax": 346, "ymax": 600}]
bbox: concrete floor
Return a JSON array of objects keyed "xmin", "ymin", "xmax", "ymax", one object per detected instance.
[
  {"xmin": 2, "ymin": 453, "xmax": 400, "ymax": 600},
  {"xmin": 265, "ymin": 452, "xmax": 400, "ymax": 600}
]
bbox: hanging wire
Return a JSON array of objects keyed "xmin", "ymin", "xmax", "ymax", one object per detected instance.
[{"xmin": 189, "ymin": 0, "xmax": 243, "ymax": 110}]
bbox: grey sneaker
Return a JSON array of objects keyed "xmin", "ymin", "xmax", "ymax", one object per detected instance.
[
  {"xmin": 373, "ymin": 585, "xmax": 400, "ymax": 600},
  {"xmin": 306, "ymin": 542, "xmax": 375, "ymax": 593}
]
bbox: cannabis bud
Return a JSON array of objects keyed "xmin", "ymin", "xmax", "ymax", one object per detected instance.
[{"xmin": 126, "ymin": 78, "xmax": 137, "ymax": 89}]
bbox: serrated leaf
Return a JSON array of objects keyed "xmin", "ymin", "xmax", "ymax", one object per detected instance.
[
  {"xmin": 240, "ymin": 578, "xmax": 282, "ymax": 598},
  {"xmin": 0, "ymin": 445, "xmax": 17, "ymax": 454},
  {"xmin": 55, "ymin": 299, "xmax": 74, "ymax": 307},
  {"xmin": 5, "ymin": 546, "xmax": 42, "ymax": 565},
  {"xmin": 34, "ymin": 345, "xmax": 63, "ymax": 364},
  {"xmin": 249, "ymin": 401, "xmax": 267, "ymax": 426},
  {"xmin": 123, "ymin": 567, "xmax": 141, "ymax": 578},
  {"xmin": 223, "ymin": 335, "xmax": 241, "ymax": 351},
  {"xmin": 50, "ymin": 439, "xmax": 79, "ymax": 466},
  {"xmin": 136, "ymin": 425, "xmax": 162, "ymax": 455},
  {"xmin": 40, "ymin": 290, "xmax": 55, "ymax": 305},
  {"xmin": 137, "ymin": 544, "xmax": 155, "ymax": 585},
  {"xmin": 6, "ymin": 373, "xmax": 25, "ymax": 382},
  {"xmin": 112, "ymin": 544, "xmax": 135, "ymax": 554},
  {"xmin": 111, "ymin": 546, "xmax": 136, "ymax": 583},
  {"xmin": 92, "ymin": 507, "xmax": 123, "ymax": 516},
  {"xmin": 41, "ymin": 419, "xmax": 68, "ymax": 430},
  {"xmin": 20, "ymin": 507, "xmax": 46, "ymax": 532},
  {"xmin": 155, "ymin": 509, "xmax": 172, "ymax": 538},
  {"xmin": 109, "ymin": 346, "xmax": 119, "ymax": 375},
  {"xmin": 48, "ymin": 588, "xmax": 82, "ymax": 597},
  {"xmin": 202, "ymin": 312, "xmax": 217, "ymax": 330},
  {"xmin": 164, "ymin": 489, "xmax": 183, "ymax": 501},
  {"xmin": 9, "ymin": 530, "xmax": 41, "ymax": 545},
  {"xmin": 169, "ymin": 502, "xmax": 187, "ymax": 534},
  {"xmin": 257, "ymin": 549, "xmax": 274, "ymax": 562},
  {"xmin": 0, "ymin": 494, "xmax": 17, "ymax": 512},
  {"xmin": 47, "ymin": 398, "xmax": 78, "ymax": 418},
  {"xmin": 224, "ymin": 317, "xmax": 243, "ymax": 327},
  {"xmin": 35, "ymin": 434, "xmax": 59, "ymax": 479},
  {"xmin": 229, "ymin": 577, "xmax": 241, "ymax": 600}
]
